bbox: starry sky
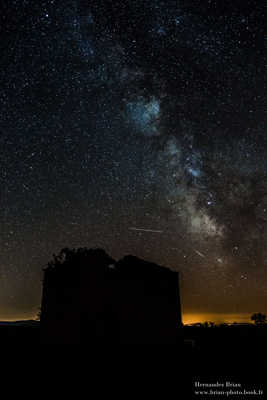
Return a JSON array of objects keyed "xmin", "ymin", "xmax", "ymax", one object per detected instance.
[{"xmin": 0, "ymin": 0, "xmax": 266, "ymax": 321}]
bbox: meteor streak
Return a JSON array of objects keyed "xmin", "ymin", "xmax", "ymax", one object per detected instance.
[
  {"xmin": 194, "ymin": 250, "xmax": 205, "ymax": 258},
  {"xmin": 129, "ymin": 227, "xmax": 163, "ymax": 233}
]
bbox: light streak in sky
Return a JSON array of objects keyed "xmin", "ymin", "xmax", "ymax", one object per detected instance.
[
  {"xmin": 194, "ymin": 249, "xmax": 206, "ymax": 258},
  {"xmin": 129, "ymin": 227, "xmax": 163, "ymax": 233}
]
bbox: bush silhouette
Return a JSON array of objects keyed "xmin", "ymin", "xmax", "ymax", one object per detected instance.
[{"xmin": 251, "ymin": 312, "xmax": 267, "ymax": 325}]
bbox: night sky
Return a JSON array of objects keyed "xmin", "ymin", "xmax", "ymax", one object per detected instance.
[{"xmin": 0, "ymin": 0, "xmax": 266, "ymax": 322}]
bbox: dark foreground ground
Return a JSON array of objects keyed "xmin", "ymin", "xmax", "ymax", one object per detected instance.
[
  {"xmin": 181, "ymin": 325, "xmax": 267, "ymax": 398},
  {"xmin": 0, "ymin": 321, "xmax": 40, "ymax": 344},
  {"xmin": 1, "ymin": 322, "xmax": 266, "ymax": 397}
]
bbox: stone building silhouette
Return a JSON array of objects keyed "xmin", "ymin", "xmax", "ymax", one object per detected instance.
[{"xmin": 40, "ymin": 248, "xmax": 182, "ymax": 343}]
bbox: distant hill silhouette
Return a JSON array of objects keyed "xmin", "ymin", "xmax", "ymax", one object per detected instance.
[
  {"xmin": 40, "ymin": 247, "xmax": 182, "ymax": 343},
  {"xmin": 0, "ymin": 320, "xmax": 39, "ymax": 327}
]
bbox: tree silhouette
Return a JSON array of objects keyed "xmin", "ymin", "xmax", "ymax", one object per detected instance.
[
  {"xmin": 203, "ymin": 321, "xmax": 215, "ymax": 328},
  {"xmin": 36, "ymin": 311, "xmax": 41, "ymax": 321},
  {"xmin": 251, "ymin": 312, "xmax": 267, "ymax": 325}
]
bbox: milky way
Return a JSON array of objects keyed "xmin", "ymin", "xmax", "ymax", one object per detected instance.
[{"xmin": 0, "ymin": 0, "xmax": 266, "ymax": 319}]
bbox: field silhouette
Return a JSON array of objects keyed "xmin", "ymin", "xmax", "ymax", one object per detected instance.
[{"xmin": 0, "ymin": 247, "xmax": 266, "ymax": 395}]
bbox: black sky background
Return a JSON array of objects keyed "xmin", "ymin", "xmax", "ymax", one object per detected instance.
[{"xmin": 0, "ymin": 0, "xmax": 266, "ymax": 320}]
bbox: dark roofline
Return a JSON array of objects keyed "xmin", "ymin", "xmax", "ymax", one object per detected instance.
[
  {"xmin": 42, "ymin": 248, "xmax": 177, "ymax": 277},
  {"xmin": 115, "ymin": 254, "xmax": 176, "ymax": 275}
]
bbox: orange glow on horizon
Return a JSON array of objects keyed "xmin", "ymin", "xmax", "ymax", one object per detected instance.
[
  {"xmin": 0, "ymin": 312, "xmax": 256, "ymax": 325},
  {"xmin": 0, "ymin": 312, "xmax": 37, "ymax": 322},
  {"xmin": 182, "ymin": 312, "xmax": 253, "ymax": 325}
]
